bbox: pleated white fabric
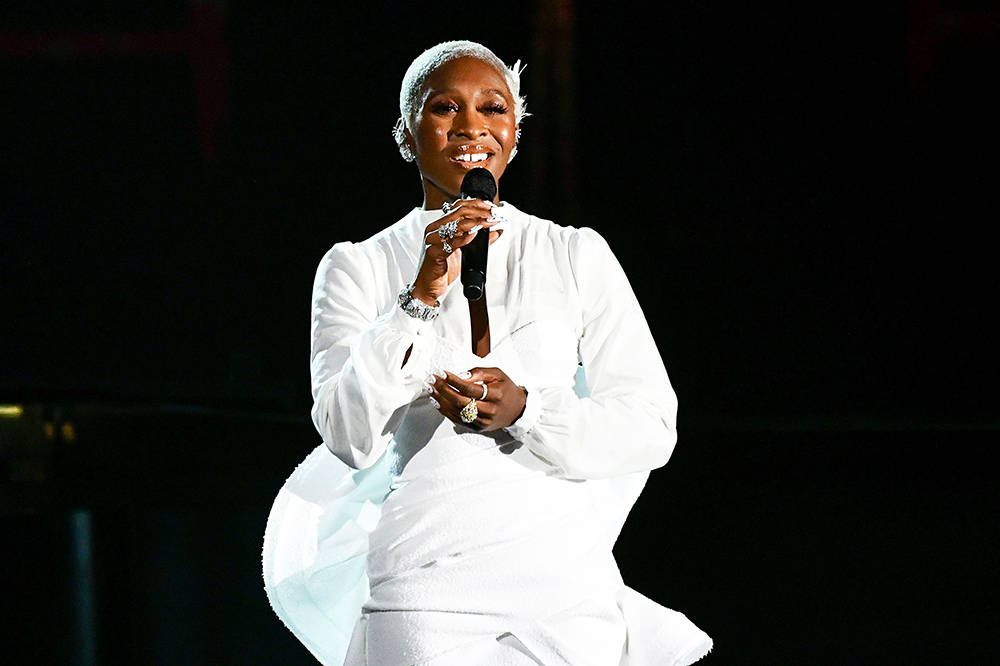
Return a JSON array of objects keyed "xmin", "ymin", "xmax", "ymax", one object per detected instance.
[{"xmin": 263, "ymin": 204, "xmax": 712, "ymax": 665}]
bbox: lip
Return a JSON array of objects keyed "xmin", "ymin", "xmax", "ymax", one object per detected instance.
[{"xmin": 449, "ymin": 144, "xmax": 495, "ymax": 169}]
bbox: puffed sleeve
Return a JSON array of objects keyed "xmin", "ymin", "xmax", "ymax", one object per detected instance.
[
  {"xmin": 504, "ymin": 228, "xmax": 677, "ymax": 479},
  {"xmin": 310, "ymin": 242, "xmax": 435, "ymax": 469}
]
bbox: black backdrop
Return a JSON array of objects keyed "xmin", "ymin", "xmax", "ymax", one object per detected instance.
[{"xmin": 1, "ymin": 2, "xmax": 996, "ymax": 664}]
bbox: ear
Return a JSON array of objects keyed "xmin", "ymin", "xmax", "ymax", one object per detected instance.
[
  {"xmin": 508, "ymin": 125, "xmax": 521, "ymax": 164},
  {"xmin": 397, "ymin": 124, "xmax": 417, "ymax": 163}
]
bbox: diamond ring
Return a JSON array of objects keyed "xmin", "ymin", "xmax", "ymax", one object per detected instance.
[
  {"xmin": 459, "ymin": 398, "xmax": 478, "ymax": 423},
  {"xmin": 437, "ymin": 220, "xmax": 458, "ymax": 240}
]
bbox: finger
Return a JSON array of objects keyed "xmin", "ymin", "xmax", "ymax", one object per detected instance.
[
  {"xmin": 430, "ymin": 202, "xmax": 492, "ymax": 227},
  {"xmin": 428, "ymin": 373, "xmax": 467, "ymax": 409},
  {"xmin": 424, "ymin": 214, "xmax": 498, "ymax": 248},
  {"xmin": 442, "ymin": 371, "xmax": 488, "ymax": 400},
  {"xmin": 465, "ymin": 367, "xmax": 505, "ymax": 384},
  {"xmin": 427, "ymin": 382, "xmax": 460, "ymax": 419},
  {"xmin": 433, "ymin": 203, "xmax": 495, "ymax": 228},
  {"xmin": 429, "ymin": 385, "xmax": 480, "ymax": 427},
  {"xmin": 443, "ymin": 198, "xmax": 495, "ymax": 215},
  {"xmin": 441, "ymin": 228, "xmax": 483, "ymax": 252},
  {"xmin": 435, "ymin": 375, "xmax": 474, "ymax": 406}
]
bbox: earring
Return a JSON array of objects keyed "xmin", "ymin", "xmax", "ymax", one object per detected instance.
[
  {"xmin": 507, "ymin": 125, "xmax": 522, "ymax": 163},
  {"xmin": 393, "ymin": 117, "xmax": 416, "ymax": 162}
]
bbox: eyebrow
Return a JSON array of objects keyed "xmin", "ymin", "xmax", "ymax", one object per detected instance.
[{"xmin": 427, "ymin": 87, "xmax": 510, "ymax": 98}]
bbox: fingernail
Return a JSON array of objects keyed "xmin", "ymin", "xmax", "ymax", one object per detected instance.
[
  {"xmin": 469, "ymin": 224, "xmax": 483, "ymax": 233},
  {"xmin": 429, "ymin": 397, "xmax": 440, "ymax": 409},
  {"xmin": 421, "ymin": 385, "xmax": 432, "ymax": 395},
  {"xmin": 458, "ymin": 370, "xmax": 472, "ymax": 379},
  {"xmin": 425, "ymin": 374, "xmax": 437, "ymax": 384}
]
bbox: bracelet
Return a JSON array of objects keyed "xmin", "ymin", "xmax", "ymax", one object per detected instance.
[{"xmin": 397, "ymin": 286, "xmax": 440, "ymax": 321}]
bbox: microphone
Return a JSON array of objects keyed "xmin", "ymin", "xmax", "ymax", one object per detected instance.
[{"xmin": 459, "ymin": 167, "xmax": 497, "ymax": 301}]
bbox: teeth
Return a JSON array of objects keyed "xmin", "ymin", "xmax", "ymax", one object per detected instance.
[{"xmin": 455, "ymin": 153, "xmax": 489, "ymax": 162}]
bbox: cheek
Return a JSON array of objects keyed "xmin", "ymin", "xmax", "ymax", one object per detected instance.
[
  {"xmin": 415, "ymin": 117, "xmax": 449, "ymax": 150},
  {"xmin": 496, "ymin": 123, "xmax": 515, "ymax": 148}
]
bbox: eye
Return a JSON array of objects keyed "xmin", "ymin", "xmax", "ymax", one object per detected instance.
[
  {"xmin": 481, "ymin": 101, "xmax": 508, "ymax": 115},
  {"xmin": 430, "ymin": 100, "xmax": 459, "ymax": 115}
]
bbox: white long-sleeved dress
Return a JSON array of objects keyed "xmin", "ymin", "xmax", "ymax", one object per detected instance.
[{"xmin": 262, "ymin": 203, "xmax": 712, "ymax": 666}]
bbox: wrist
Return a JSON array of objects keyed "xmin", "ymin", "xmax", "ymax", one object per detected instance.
[
  {"xmin": 512, "ymin": 386, "xmax": 527, "ymax": 423},
  {"xmin": 409, "ymin": 285, "xmax": 440, "ymax": 307},
  {"xmin": 398, "ymin": 286, "xmax": 440, "ymax": 321}
]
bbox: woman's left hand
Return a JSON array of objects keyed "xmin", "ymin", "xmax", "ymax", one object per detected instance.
[{"xmin": 428, "ymin": 368, "xmax": 527, "ymax": 432}]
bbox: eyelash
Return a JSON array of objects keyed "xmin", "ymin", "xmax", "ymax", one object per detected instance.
[{"xmin": 430, "ymin": 101, "xmax": 508, "ymax": 115}]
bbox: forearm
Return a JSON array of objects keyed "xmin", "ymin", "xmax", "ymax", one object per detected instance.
[
  {"xmin": 312, "ymin": 305, "xmax": 436, "ymax": 468},
  {"xmin": 506, "ymin": 381, "xmax": 677, "ymax": 480}
]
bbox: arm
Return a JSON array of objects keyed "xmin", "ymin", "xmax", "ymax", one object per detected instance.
[
  {"xmin": 505, "ymin": 228, "xmax": 678, "ymax": 480},
  {"xmin": 314, "ymin": 201, "xmax": 498, "ymax": 468},
  {"xmin": 310, "ymin": 242, "xmax": 434, "ymax": 469}
]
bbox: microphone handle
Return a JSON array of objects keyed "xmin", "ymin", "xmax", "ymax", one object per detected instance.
[{"xmin": 461, "ymin": 227, "xmax": 488, "ymax": 300}]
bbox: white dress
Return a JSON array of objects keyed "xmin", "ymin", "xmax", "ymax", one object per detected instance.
[{"xmin": 262, "ymin": 204, "xmax": 712, "ymax": 666}]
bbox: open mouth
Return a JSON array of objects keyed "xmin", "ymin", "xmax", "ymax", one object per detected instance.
[{"xmin": 451, "ymin": 152, "xmax": 492, "ymax": 165}]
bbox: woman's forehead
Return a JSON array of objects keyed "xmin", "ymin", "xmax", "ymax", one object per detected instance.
[{"xmin": 423, "ymin": 57, "xmax": 512, "ymax": 97}]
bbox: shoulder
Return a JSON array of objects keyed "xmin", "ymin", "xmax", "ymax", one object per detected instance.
[
  {"xmin": 316, "ymin": 209, "xmax": 423, "ymax": 282},
  {"xmin": 506, "ymin": 204, "xmax": 617, "ymax": 273}
]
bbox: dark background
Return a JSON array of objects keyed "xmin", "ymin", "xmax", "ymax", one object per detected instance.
[{"xmin": 1, "ymin": 1, "xmax": 996, "ymax": 664}]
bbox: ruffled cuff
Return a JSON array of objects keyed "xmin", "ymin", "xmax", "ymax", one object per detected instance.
[
  {"xmin": 503, "ymin": 384, "xmax": 541, "ymax": 440},
  {"xmin": 388, "ymin": 305, "xmax": 436, "ymax": 387}
]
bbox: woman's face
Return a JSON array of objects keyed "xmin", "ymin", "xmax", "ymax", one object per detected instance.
[{"xmin": 407, "ymin": 56, "xmax": 518, "ymax": 209}]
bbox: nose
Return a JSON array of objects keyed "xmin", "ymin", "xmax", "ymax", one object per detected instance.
[{"xmin": 451, "ymin": 108, "xmax": 488, "ymax": 139}]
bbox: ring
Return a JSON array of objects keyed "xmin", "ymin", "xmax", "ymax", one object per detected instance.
[
  {"xmin": 459, "ymin": 398, "xmax": 478, "ymax": 423},
  {"xmin": 477, "ymin": 382, "xmax": 488, "ymax": 400},
  {"xmin": 442, "ymin": 240, "xmax": 453, "ymax": 253},
  {"xmin": 437, "ymin": 220, "xmax": 458, "ymax": 240},
  {"xmin": 442, "ymin": 201, "xmax": 452, "ymax": 213}
]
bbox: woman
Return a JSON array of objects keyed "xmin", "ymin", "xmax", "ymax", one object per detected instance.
[{"xmin": 263, "ymin": 40, "xmax": 712, "ymax": 666}]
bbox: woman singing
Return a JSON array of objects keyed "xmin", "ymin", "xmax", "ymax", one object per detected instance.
[{"xmin": 263, "ymin": 40, "xmax": 712, "ymax": 666}]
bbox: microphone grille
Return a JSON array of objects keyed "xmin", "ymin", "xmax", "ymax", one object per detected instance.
[{"xmin": 460, "ymin": 167, "xmax": 497, "ymax": 201}]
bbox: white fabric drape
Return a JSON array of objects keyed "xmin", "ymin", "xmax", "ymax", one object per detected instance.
[{"xmin": 263, "ymin": 204, "xmax": 712, "ymax": 665}]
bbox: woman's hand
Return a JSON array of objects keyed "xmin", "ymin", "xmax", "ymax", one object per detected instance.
[
  {"xmin": 428, "ymin": 367, "xmax": 527, "ymax": 432},
  {"xmin": 411, "ymin": 199, "xmax": 499, "ymax": 305}
]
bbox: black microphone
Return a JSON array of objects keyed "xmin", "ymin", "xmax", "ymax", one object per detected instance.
[{"xmin": 459, "ymin": 167, "xmax": 497, "ymax": 301}]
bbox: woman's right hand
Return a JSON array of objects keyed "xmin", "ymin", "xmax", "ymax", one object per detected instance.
[{"xmin": 410, "ymin": 198, "xmax": 498, "ymax": 305}]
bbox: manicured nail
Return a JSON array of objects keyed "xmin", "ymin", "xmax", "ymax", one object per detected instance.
[
  {"xmin": 421, "ymin": 385, "xmax": 432, "ymax": 395},
  {"xmin": 458, "ymin": 370, "xmax": 472, "ymax": 379},
  {"xmin": 429, "ymin": 397, "xmax": 440, "ymax": 409},
  {"xmin": 426, "ymin": 374, "xmax": 437, "ymax": 384},
  {"xmin": 469, "ymin": 224, "xmax": 483, "ymax": 233}
]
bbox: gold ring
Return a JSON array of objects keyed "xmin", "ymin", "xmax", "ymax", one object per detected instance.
[{"xmin": 459, "ymin": 398, "xmax": 478, "ymax": 423}]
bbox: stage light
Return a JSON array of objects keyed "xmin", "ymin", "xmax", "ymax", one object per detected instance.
[{"xmin": 0, "ymin": 404, "xmax": 24, "ymax": 418}]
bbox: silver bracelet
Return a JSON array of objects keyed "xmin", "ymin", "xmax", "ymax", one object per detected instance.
[{"xmin": 397, "ymin": 286, "xmax": 440, "ymax": 321}]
